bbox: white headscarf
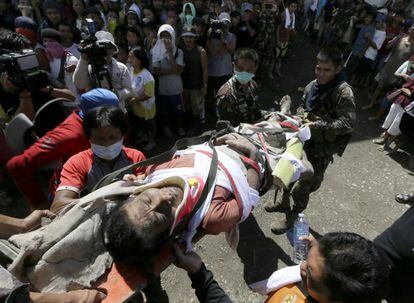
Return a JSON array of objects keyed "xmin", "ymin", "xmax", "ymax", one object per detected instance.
[{"xmin": 150, "ymin": 24, "xmax": 177, "ymax": 63}]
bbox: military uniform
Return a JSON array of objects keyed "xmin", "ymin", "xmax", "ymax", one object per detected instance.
[
  {"xmin": 269, "ymin": 76, "xmax": 356, "ymax": 233},
  {"xmin": 256, "ymin": 11, "xmax": 278, "ymax": 61},
  {"xmin": 216, "ymin": 77, "xmax": 262, "ymax": 125},
  {"xmin": 255, "ymin": 10, "xmax": 278, "ymax": 77}
]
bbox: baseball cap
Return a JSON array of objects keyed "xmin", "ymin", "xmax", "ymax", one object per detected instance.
[
  {"xmin": 95, "ymin": 30, "xmax": 118, "ymax": 52},
  {"xmin": 218, "ymin": 12, "xmax": 231, "ymax": 23},
  {"xmin": 41, "ymin": 28, "xmax": 62, "ymax": 43},
  {"xmin": 15, "ymin": 16, "xmax": 38, "ymax": 32},
  {"xmin": 242, "ymin": 2, "xmax": 254, "ymax": 12},
  {"xmin": 79, "ymin": 88, "xmax": 119, "ymax": 118},
  {"xmin": 181, "ymin": 25, "xmax": 197, "ymax": 37}
]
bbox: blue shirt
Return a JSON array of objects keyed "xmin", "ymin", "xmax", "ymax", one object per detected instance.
[{"xmin": 352, "ymin": 24, "xmax": 376, "ymax": 56}]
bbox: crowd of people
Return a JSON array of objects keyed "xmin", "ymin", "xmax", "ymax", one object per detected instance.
[
  {"xmin": 0, "ymin": 0, "xmax": 414, "ymax": 302},
  {"xmin": 301, "ymin": 0, "xmax": 414, "ymax": 162}
]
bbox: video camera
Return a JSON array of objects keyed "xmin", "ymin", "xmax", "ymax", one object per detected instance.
[
  {"xmin": 78, "ymin": 18, "xmax": 112, "ymax": 89},
  {"xmin": 0, "ymin": 50, "xmax": 49, "ymax": 92},
  {"xmin": 210, "ymin": 19, "xmax": 228, "ymax": 40}
]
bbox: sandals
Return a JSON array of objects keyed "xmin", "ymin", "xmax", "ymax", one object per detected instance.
[
  {"xmin": 373, "ymin": 137, "xmax": 386, "ymax": 145},
  {"xmin": 395, "ymin": 193, "xmax": 414, "ymax": 205}
]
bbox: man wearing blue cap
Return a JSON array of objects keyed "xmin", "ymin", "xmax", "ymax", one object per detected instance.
[
  {"xmin": 51, "ymin": 105, "xmax": 146, "ymax": 214},
  {"xmin": 7, "ymin": 88, "xmax": 119, "ymax": 210}
]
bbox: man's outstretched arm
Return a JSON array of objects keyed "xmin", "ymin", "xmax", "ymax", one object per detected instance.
[{"xmin": 172, "ymin": 243, "xmax": 232, "ymax": 303}]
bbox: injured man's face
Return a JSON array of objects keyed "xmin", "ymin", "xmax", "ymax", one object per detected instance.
[
  {"xmin": 125, "ymin": 186, "xmax": 184, "ymax": 236},
  {"xmin": 104, "ymin": 185, "xmax": 184, "ymax": 263}
]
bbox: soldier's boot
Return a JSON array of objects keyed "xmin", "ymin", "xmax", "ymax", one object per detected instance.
[
  {"xmin": 264, "ymin": 189, "xmax": 291, "ymax": 213},
  {"xmin": 270, "ymin": 210, "xmax": 299, "ymax": 235}
]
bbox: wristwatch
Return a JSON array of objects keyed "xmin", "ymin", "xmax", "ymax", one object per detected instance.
[{"xmin": 47, "ymin": 86, "xmax": 54, "ymax": 94}]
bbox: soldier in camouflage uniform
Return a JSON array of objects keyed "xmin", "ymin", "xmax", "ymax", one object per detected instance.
[
  {"xmin": 266, "ymin": 47, "xmax": 356, "ymax": 234},
  {"xmin": 216, "ymin": 48, "xmax": 262, "ymax": 125},
  {"xmin": 255, "ymin": 0, "xmax": 279, "ymax": 79}
]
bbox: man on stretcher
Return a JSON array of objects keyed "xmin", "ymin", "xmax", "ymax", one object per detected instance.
[
  {"xmin": 5, "ymin": 108, "xmax": 313, "ymax": 302},
  {"xmin": 104, "ymin": 124, "xmax": 312, "ymax": 266}
]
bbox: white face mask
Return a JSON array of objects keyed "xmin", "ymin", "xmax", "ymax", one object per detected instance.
[{"xmin": 90, "ymin": 139, "xmax": 123, "ymax": 160}]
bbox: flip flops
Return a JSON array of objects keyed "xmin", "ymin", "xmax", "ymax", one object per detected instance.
[{"xmin": 395, "ymin": 193, "xmax": 414, "ymax": 205}]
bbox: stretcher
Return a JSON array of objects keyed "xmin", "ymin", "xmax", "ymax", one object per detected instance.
[
  {"xmin": 2, "ymin": 111, "xmax": 311, "ymax": 302},
  {"xmin": 93, "ymin": 135, "xmax": 308, "ymax": 302},
  {"xmin": 94, "ymin": 245, "xmax": 175, "ymax": 302}
]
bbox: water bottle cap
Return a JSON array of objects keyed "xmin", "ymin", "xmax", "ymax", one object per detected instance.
[{"xmin": 298, "ymin": 213, "xmax": 305, "ymax": 218}]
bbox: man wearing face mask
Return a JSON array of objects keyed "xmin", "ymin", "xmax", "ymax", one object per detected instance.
[
  {"xmin": 51, "ymin": 105, "xmax": 146, "ymax": 214},
  {"xmin": 73, "ymin": 30, "xmax": 133, "ymax": 113},
  {"xmin": 7, "ymin": 88, "xmax": 120, "ymax": 210},
  {"xmin": 216, "ymin": 47, "xmax": 261, "ymax": 125}
]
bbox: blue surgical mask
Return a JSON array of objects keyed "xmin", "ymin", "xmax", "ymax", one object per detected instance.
[
  {"xmin": 185, "ymin": 15, "xmax": 194, "ymax": 25},
  {"xmin": 91, "ymin": 139, "xmax": 123, "ymax": 160},
  {"xmin": 234, "ymin": 70, "xmax": 255, "ymax": 84}
]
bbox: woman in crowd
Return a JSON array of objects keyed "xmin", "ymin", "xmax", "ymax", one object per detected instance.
[
  {"xmin": 72, "ymin": 0, "xmax": 86, "ymax": 30},
  {"xmin": 126, "ymin": 26, "xmax": 143, "ymax": 50},
  {"xmin": 128, "ymin": 46, "xmax": 157, "ymax": 150}
]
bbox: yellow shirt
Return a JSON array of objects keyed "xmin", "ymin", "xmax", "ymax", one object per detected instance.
[{"xmin": 130, "ymin": 68, "xmax": 156, "ymax": 120}]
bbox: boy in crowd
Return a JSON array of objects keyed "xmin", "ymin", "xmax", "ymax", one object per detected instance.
[
  {"xmin": 51, "ymin": 106, "xmax": 146, "ymax": 214},
  {"xmin": 181, "ymin": 25, "xmax": 208, "ymax": 135}
]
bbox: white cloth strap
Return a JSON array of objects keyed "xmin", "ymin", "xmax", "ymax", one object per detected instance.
[
  {"xmin": 275, "ymin": 152, "xmax": 306, "ymax": 183},
  {"xmin": 249, "ymin": 265, "xmax": 302, "ymax": 295},
  {"xmin": 145, "ymin": 143, "xmax": 259, "ymax": 251}
]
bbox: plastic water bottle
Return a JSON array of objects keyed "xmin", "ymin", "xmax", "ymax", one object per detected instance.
[{"xmin": 293, "ymin": 213, "xmax": 310, "ymax": 264}]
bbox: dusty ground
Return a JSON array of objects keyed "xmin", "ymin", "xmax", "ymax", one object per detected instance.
[
  {"xmin": 1, "ymin": 33, "xmax": 413, "ymax": 302},
  {"xmin": 160, "ymin": 35, "xmax": 414, "ymax": 302}
]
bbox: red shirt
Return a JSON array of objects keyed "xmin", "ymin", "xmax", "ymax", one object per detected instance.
[
  {"xmin": 379, "ymin": 26, "xmax": 400, "ymax": 55},
  {"xmin": 7, "ymin": 111, "xmax": 90, "ymax": 206},
  {"xmin": 57, "ymin": 147, "xmax": 146, "ymax": 194}
]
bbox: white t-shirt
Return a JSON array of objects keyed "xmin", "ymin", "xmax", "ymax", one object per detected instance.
[
  {"xmin": 65, "ymin": 43, "xmax": 81, "ymax": 59},
  {"xmin": 364, "ymin": 30, "xmax": 386, "ymax": 60},
  {"xmin": 131, "ymin": 68, "xmax": 155, "ymax": 104},
  {"xmin": 152, "ymin": 49, "xmax": 184, "ymax": 96},
  {"xmin": 130, "ymin": 67, "xmax": 156, "ymax": 119},
  {"xmin": 49, "ymin": 54, "xmax": 79, "ymax": 94},
  {"xmin": 395, "ymin": 60, "xmax": 414, "ymax": 78}
]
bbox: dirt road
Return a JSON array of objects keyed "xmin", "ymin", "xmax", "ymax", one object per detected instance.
[
  {"xmin": 160, "ymin": 35, "xmax": 413, "ymax": 302},
  {"xmin": 1, "ymin": 34, "xmax": 412, "ymax": 303}
]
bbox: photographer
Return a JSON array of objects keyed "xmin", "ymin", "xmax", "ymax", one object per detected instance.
[
  {"xmin": 0, "ymin": 30, "xmax": 70, "ymax": 125},
  {"xmin": 73, "ymin": 30, "xmax": 132, "ymax": 113},
  {"xmin": 206, "ymin": 12, "xmax": 236, "ymax": 117}
]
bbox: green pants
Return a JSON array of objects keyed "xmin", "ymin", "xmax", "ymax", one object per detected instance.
[{"xmin": 279, "ymin": 153, "xmax": 332, "ymax": 212}]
